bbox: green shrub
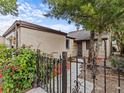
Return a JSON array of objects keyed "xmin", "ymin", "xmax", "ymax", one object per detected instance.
[
  {"xmin": 110, "ymin": 56, "xmax": 124, "ymax": 68},
  {"xmin": 0, "ymin": 44, "xmax": 6, "ymax": 50},
  {"xmin": 0, "ymin": 48, "xmax": 37, "ymax": 93}
]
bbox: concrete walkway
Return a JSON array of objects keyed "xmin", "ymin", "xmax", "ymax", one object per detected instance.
[{"xmin": 26, "ymin": 87, "xmax": 47, "ymax": 93}]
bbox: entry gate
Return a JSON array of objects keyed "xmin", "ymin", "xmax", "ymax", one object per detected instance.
[
  {"xmin": 35, "ymin": 49, "xmax": 123, "ymax": 93},
  {"xmin": 35, "ymin": 40, "xmax": 123, "ymax": 93}
]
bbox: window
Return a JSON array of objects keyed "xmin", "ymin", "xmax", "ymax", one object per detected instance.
[
  {"xmin": 66, "ymin": 39, "xmax": 70, "ymax": 49},
  {"xmin": 86, "ymin": 41, "xmax": 90, "ymax": 50}
]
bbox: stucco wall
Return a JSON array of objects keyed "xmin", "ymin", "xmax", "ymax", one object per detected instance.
[
  {"xmin": 66, "ymin": 38, "xmax": 75, "ymax": 57},
  {"xmin": 72, "ymin": 42, "xmax": 78, "ymax": 57},
  {"xmin": 0, "ymin": 36, "xmax": 5, "ymax": 44},
  {"xmin": 4, "ymin": 31, "xmax": 16, "ymax": 48},
  {"xmin": 82, "ymin": 41, "xmax": 89, "ymax": 57},
  {"xmin": 19, "ymin": 27, "xmax": 66, "ymax": 58}
]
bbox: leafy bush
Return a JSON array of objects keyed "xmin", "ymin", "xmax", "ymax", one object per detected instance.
[
  {"xmin": 0, "ymin": 44, "xmax": 6, "ymax": 51},
  {"xmin": 110, "ymin": 56, "xmax": 124, "ymax": 68},
  {"xmin": 0, "ymin": 48, "xmax": 37, "ymax": 93}
]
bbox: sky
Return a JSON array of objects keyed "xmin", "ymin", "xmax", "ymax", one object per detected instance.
[{"xmin": 0, "ymin": 0, "xmax": 78, "ymax": 36}]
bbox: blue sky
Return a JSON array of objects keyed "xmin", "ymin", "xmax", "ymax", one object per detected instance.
[{"xmin": 0, "ymin": 0, "xmax": 78, "ymax": 35}]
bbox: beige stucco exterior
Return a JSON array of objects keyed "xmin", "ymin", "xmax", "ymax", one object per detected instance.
[
  {"xmin": 69, "ymin": 33, "xmax": 111, "ymax": 58},
  {"xmin": 3, "ymin": 20, "xmax": 111, "ymax": 59},
  {"xmin": 4, "ymin": 26, "xmax": 111, "ymax": 59},
  {"xmin": 4, "ymin": 26, "xmax": 75, "ymax": 58},
  {"xmin": 18, "ymin": 27, "xmax": 67, "ymax": 58},
  {"xmin": 65, "ymin": 38, "xmax": 75, "ymax": 57},
  {"xmin": 0, "ymin": 36, "xmax": 5, "ymax": 44},
  {"xmin": 5, "ymin": 29, "xmax": 111, "ymax": 58},
  {"xmin": 67, "ymin": 31, "xmax": 111, "ymax": 58},
  {"xmin": 4, "ymin": 31, "xmax": 16, "ymax": 48}
]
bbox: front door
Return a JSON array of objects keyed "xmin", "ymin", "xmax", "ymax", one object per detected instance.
[{"xmin": 77, "ymin": 42, "xmax": 82, "ymax": 57}]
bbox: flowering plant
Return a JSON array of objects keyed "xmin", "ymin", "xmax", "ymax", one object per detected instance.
[{"xmin": 0, "ymin": 48, "xmax": 36, "ymax": 93}]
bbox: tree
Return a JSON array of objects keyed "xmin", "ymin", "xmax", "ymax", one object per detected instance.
[
  {"xmin": 0, "ymin": 0, "xmax": 18, "ymax": 15},
  {"xmin": 44, "ymin": 0, "xmax": 124, "ymax": 66}
]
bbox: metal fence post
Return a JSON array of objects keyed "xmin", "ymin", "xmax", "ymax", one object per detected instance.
[
  {"xmin": 118, "ymin": 68, "xmax": 121, "ymax": 93},
  {"xmin": 92, "ymin": 58, "xmax": 96, "ymax": 93},
  {"xmin": 104, "ymin": 39, "xmax": 107, "ymax": 93},
  {"xmin": 62, "ymin": 52, "xmax": 67, "ymax": 93},
  {"xmin": 84, "ymin": 57, "xmax": 86, "ymax": 93},
  {"xmin": 36, "ymin": 49, "xmax": 41, "ymax": 87}
]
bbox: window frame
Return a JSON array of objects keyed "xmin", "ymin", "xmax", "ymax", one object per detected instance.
[{"xmin": 66, "ymin": 39, "xmax": 70, "ymax": 49}]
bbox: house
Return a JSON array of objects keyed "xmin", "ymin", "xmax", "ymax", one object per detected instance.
[
  {"xmin": 67, "ymin": 30, "xmax": 111, "ymax": 59},
  {"xmin": 3, "ymin": 20, "xmax": 111, "ymax": 59},
  {"xmin": 0, "ymin": 36, "xmax": 5, "ymax": 45},
  {"xmin": 3, "ymin": 20, "xmax": 74, "ymax": 58}
]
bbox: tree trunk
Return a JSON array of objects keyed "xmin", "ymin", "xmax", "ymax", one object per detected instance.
[
  {"xmin": 87, "ymin": 31, "xmax": 95, "ymax": 69},
  {"xmin": 120, "ymin": 44, "xmax": 124, "ymax": 56}
]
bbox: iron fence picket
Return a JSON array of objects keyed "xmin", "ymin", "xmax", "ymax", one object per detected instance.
[
  {"xmin": 49, "ymin": 58, "xmax": 52, "ymax": 93},
  {"xmin": 60, "ymin": 55, "xmax": 62, "ymax": 93},
  {"xmin": 70, "ymin": 56, "xmax": 72, "ymax": 93},
  {"xmin": 53, "ymin": 59, "xmax": 55, "ymax": 93},
  {"xmin": 84, "ymin": 57, "xmax": 86, "ymax": 93},
  {"xmin": 76, "ymin": 57, "xmax": 79, "ymax": 93},
  {"xmin": 35, "ymin": 49, "xmax": 123, "ymax": 93},
  {"xmin": 57, "ymin": 59, "xmax": 59, "ymax": 93},
  {"xmin": 118, "ymin": 68, "xmax": 121, "ymax": 93},
  {"xmin": 92, "ymin": 58, "xmax": 96, "ymax": 93},
  {"xmin": 46, "ymin": 57, "xmax": 48, "ymax": 92},
  {"xmin": 62, "ymin": 52, "xmax": 67, "ymax": 93},
  {"xmin": 36, "ymin": 49, "xmax": 40, "ymax": 87},
  {"xmin": 104, "ymin": 40, "xmax": 107, "ymax": 93},
  {"xmin": 43, "ymin": 56, "xmax": 46, "ymax": 89}
]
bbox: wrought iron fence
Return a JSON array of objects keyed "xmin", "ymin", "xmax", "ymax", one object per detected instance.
[
  {"xmin": 35, "ymin": 49, "xmax": 124, "ymax": 93},
  {"xmin": 36, "ymin": 50, "xmax": 67, "ymax": 93}
]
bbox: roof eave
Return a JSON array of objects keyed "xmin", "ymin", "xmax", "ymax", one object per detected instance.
[
  {"xmin": 66, "ymin": 36, "xmax": 75, "ymax": 39},
  {"xmin": 75, "ymin": 38, "xmax": 108, "ymax": 41},
  {"xmin": 3, "ymin": 20, "xmax": 67, "ymax": 37},
  {"xmin": 2, "ymin": 20, "xmax": 20, "ymax": 37}
]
